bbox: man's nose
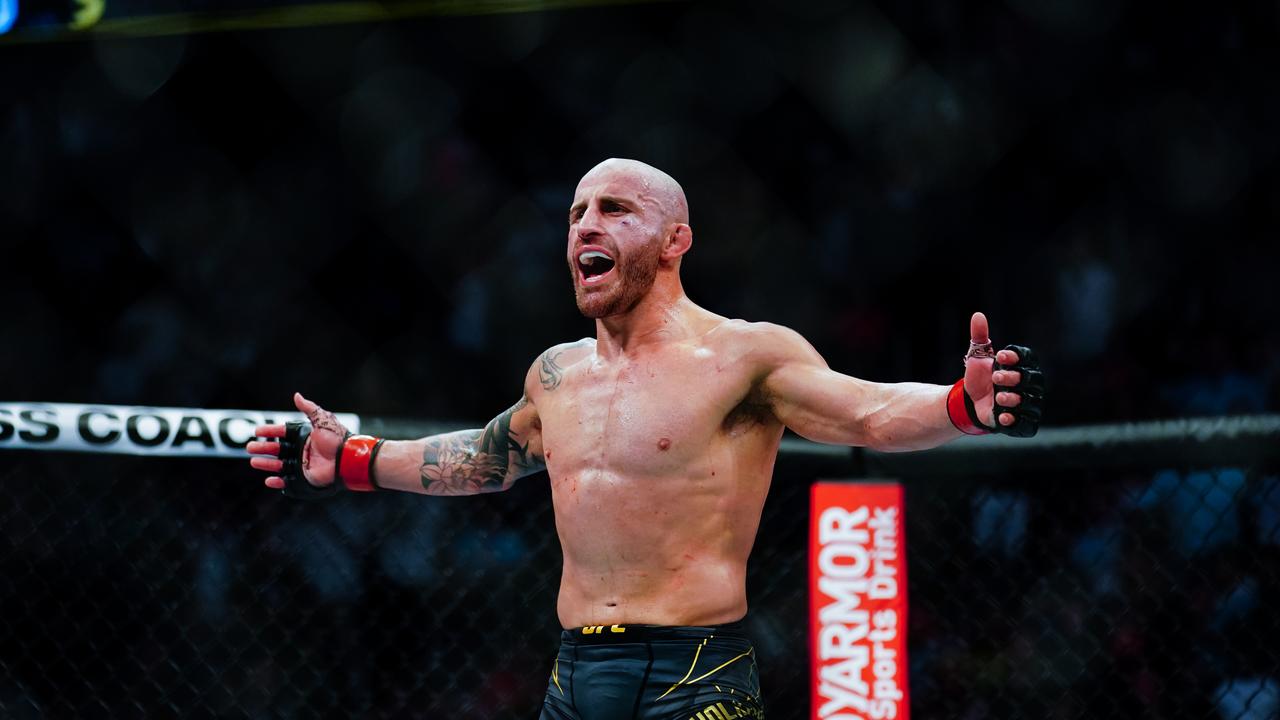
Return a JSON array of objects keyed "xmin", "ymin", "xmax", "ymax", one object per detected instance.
[{"xmin": 575, "ymin": 206, "xmax": 604, "ymax": 241}]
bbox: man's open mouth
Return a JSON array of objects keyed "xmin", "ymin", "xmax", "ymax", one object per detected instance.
[{"xmin": 577, "ymin": 250, "xmax": 616, "ymax": 285}]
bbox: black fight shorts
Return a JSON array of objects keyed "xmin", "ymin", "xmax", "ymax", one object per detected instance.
[{"xmin": 537, "ymin": 619, "xmax": 765, "ymax": 720}]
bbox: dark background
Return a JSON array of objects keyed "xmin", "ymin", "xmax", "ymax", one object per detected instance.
[
  {"xmin": 2, "ymin": 1, "xmax": 1280, "ymax": 718},
  {"xmin": 4, "ymin": 0, "xmax": 1278, "ymax": 423}
]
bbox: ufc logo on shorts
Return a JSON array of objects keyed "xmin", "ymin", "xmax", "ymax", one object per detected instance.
[{"xmin": 688, "ymin": 701, "xmax": 763, "ymax": 719}]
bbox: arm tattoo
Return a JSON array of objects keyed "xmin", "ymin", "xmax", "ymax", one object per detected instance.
[
  {"xmin": 419, "ymin": 397, "xmax": 543, "ymax": 495},
  {"xmin": 539, "ymin": 349, "xmax": 566, "ymax": 391}
]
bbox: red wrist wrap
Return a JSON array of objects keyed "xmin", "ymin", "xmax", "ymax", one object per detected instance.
[
  {"xmin": 947, "ymin": 379, "xmax": 990, "ymax": 436},
  {"xmin": 338, "ymin": 435, "xmax": 383, "ymax": 492}
]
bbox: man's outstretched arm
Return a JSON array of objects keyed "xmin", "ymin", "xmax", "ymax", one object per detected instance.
[
  {"xmin": 248, "ymin": 362, "xmax": 545, "ymax": 496},
  {"xmin": 371, "ymin": 395, "xmax": 544, "ymax": 495},
  {"xmin": 759, "ymin": 312, "xmax": 1041, "ymax": 452}
]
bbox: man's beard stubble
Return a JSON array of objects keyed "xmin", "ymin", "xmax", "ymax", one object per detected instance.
[{"xmin": 572, "ymin": 246, "xmax": 661, "ymax": 319}]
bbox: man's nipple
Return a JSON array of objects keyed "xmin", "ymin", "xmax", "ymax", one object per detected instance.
[{"xmin": 657, "ymin": 437, "xmax": 671, "ymax": 451}]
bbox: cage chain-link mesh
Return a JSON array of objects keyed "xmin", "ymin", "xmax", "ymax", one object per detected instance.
[{"xmin": 1, "ymin": 452, "xmax": 1278, "ymax": 718}]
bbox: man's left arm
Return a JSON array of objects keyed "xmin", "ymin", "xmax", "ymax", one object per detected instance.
[{"xmin": 759, "ymin": 312, "xmax": 1043, "ymax": 452}]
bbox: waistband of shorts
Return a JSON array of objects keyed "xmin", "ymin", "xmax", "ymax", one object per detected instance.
[{"xmin": 561, "ymin": 618, "xmax": 748, "ymax": 645}]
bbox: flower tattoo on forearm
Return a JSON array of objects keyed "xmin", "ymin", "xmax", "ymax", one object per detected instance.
[{"xmin": 419, "ymin": 397, "xmax": 543, "ymax": 494}]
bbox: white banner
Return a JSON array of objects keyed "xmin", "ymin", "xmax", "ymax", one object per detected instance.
[{"xmin": 0, "ymin": 402, "xmax": 361, "ymax": 458}]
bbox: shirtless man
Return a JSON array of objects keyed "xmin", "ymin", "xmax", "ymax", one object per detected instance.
[{"xmin": 247, "ymin": 159, "xmax": 1044, "ymax": 719}]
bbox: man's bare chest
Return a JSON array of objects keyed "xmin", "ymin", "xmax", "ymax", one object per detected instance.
[{"xmin": 536, "ymin": 351, "xmax": 757, "ymax": 473}]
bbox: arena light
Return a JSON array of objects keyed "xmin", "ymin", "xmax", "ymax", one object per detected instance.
[
  {"xmin": 70, "ymin": 0, "xmax": 103, "ymax": 28},
  {"xmin": 0, "ymin": 0, "xmax": 17, "ymax": 35},
  {"xmin": 0, "ymin": 0, "xmax": 680, "ymax": 43}
]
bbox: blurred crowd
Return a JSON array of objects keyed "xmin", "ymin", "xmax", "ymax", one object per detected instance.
[
  {"xmin": 2, "ymin": 0, "xmax": 1279, "ymax": 717},
  {"xmin": 909, "ymin": 469, "xmax": 1280, "ymax": 720},
  {"xmin": 2, "ymin": 0, "xmax": 1277, "ymax": 425}
]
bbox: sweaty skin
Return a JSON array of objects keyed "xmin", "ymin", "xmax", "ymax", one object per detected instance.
[
  {"xmin": 538, "ymin": 323, "xmax": 779, "ymax": 627},
  {"xmin": 248, "ymin": 158, "xmax": 1027, "ymax": 629}
]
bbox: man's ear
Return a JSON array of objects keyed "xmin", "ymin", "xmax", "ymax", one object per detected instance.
[{"xmin": 662, "ymin": 223, "xmax": 693, "ymax": 262}]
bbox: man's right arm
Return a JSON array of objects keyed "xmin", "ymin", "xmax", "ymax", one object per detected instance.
[
  {"xmin": 249, "ymin": 356, "xmax": 547, "ymax": 496},
  {"xmin": 371, "ymin": 393, "xmax": 543, "ymax": 495},
  {"xmin": 370, "ymin": 340, "xmax": 593, "ymax": 494}
]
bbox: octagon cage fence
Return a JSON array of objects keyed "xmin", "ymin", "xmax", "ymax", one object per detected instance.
[{"xmin": 1, "ymin": 413, "xmax": 1278, "ymax": 719}]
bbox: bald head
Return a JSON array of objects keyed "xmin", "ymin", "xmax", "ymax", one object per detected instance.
[
  {"xmin": 578, "ymin": 158, "xmax": 689, "ymax": 226},
  {"xmin": 567, "ymin": 158, "xmax": 694, "ymax": 318}
]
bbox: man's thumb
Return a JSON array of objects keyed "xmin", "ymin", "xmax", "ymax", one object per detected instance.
[
  {"xmin": 970, "ymin": 311, "xmax": 990, "ymax": 344},
  {"xmin": 294, "ymin": 392, "xmax": 317, "ymax": 415}
]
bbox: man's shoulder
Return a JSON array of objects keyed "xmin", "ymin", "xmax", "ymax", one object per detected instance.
[
  {"xmin": 523, "ymin": 338, "xmax": 595, "ymax": 394},
  {"xmin": 702, "ymin": 319, "xmax": 825, "ymax": 383},
  {"xmin": 542, "ymin": 337, "xmax": 596, "ymax": 362},
  {"xmin": 706, "ymin": 319, "xmax": 814, "ymax": 357}
]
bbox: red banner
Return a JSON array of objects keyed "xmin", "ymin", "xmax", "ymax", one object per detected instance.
[{"xmin": 809, "ymin": 482, "xmax": 909, "ymax": 720}]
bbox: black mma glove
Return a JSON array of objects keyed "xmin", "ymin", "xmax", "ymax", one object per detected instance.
[
  {"xmin": 277, "ymin": 421, "xmax": 342, "ymax": 500},
  {"xmin": 947, "ymin": 344, "xmax": 1045, "ymax": 438}
]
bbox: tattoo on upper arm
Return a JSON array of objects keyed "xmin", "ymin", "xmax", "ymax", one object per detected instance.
[
  {"xmin": 419, "ymin": 396, "xmax": 543, "ymax": 495},
  {"xmin": 539, "ymin": 349, "xmax": 566, "ymax": 391}
]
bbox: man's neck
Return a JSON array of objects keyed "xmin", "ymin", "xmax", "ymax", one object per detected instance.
[{"xmin": 594, "ymin": 281, "xmax": 698, "ymax": 359}]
